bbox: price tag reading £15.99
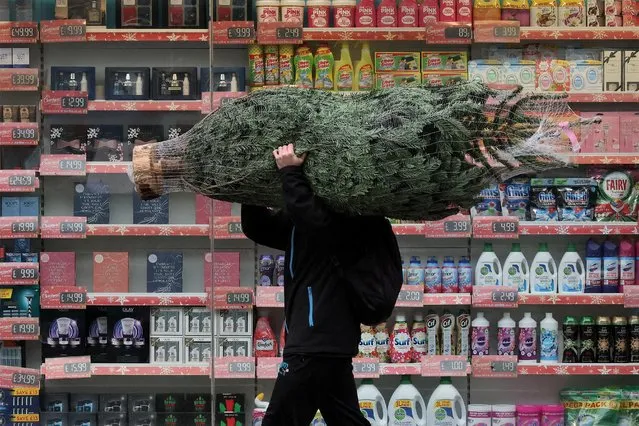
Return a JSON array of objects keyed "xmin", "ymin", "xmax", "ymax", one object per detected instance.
[{"xmin": 45, "ymin": 356, "xmax": 92, "ymax": 380}]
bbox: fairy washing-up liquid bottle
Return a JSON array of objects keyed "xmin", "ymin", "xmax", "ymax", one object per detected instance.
[
  {"xmin": 388, "ymin": 375, "xmax": 427, "ymax": 426},
  {"xmin": 358, "ymin": 379, "xmax": 388, "ymax": 426}
]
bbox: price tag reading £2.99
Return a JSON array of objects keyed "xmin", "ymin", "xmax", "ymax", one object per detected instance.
[{"xmin": 352, "ymin": 358, "xmax": 380, "ymax": 378}]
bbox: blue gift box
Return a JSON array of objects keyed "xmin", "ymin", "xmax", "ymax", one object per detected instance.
[
  {"xmin": 51, "ymin": 66, "xmax": 97, "ymax": 100},
  {"xmin": 200, "ymin": 67, "xmax": 246, "ymax": 93}
]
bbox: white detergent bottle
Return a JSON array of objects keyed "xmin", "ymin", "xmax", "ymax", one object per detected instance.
[
  {"xmin": 388, "ymin": 375, "xmax": 427, "ymax": 426},
  {"xmin": 558, "ymin": 243, "xmax": 585, "ymax": 293},
  {"xmin": 531, "ymin": 242, "xmax": 557, "ymax": 293},
  {"xmin": 426, "ymin": 377, "xmax": 466, "ymax": 426},
  {"xmin": 475, "ymin": 243, "xmax": 502, "ymax": 286},
  {"xmin": 358, "ymin": 379, "xmax": 388, "ymax": 426},
  {"xmin": 503, "ymin": 243, "xmax": 529, "ymax": 292}
]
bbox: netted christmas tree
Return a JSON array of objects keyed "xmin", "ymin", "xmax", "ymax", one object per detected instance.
[{"xmin": 132, "ymin": 82, "xmax": 591, "ymax": 220}]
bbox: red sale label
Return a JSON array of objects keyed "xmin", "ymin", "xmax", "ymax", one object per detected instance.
[
  {"xmin": 0, "ymin": 262, "xmax": 39, "ymax": 285},
  {"xmin": 0, "ymin": 21, "xmax": 39, "ymax": 43},
  {"xmin": 473, "ymin": 286, "xmax": 518, "ymax": 308},
  {"xmin": 0, "ymin": 216, "xmax": 39, "ymax": 239},
  {"xmin": 423, "ymin": 214, "xmax": 471, "ymax": 238},
  {"xmin": 45, "ymin": 356, "xmax": 92, "ymax": 379},
  {"xmin": 213, "ymin": 356, "xmax": 255, "ymax": 379},
  {"xmin": 41, "ymin": 216, "xmax": 87, "ymax": 239},
  {"xmin": 472, "ymin": 355, "xmax": 518, "ymax": 378},
  {"xmin": 257, "ymin": 22, "xmax": 303, "ymax": 44},
  {"xmin": 0, "ymin": 317, "xmax": 40, "ymax": 340},
  {"xmin": 0, "ymin": 170, "xmax": 37, "ymax": 192},
  {"xmin": 39, "ymin": 154, "xmax": 87, "ymax": 176},
  {"xmin": 0, "ymin": 68, "xmax": 39, "ymax": 91},
  {"xmin": 212, "ymin": 21, "xmax": 256, "ymax": 44},
  {"xmin": 0, "ymin": 366, "xmax": 40, "ymax": 389},
  {"xmin": 422, "ymin": 355, "xmax": 468, "ymax": 377},
  {"xmin": 426, "ymin": 22, "xmax": 472, "ymax": 44},
  {"xmin": 212, "ymin": 216, "xmax": 245, "ymax": 239},
  {"xmin": 473, "ymin": 216, "xmax": 519, "ymax": 239},
  {"xmin": 256, "ymin": 357, "xmax": 283, "ymax": 379},
  {"xmin": 256, "ymin": 286, "xmax": 285, "ymax": 308},
  {"xmin": 201, "ymin": 92, "xmax": 247, "ymax": 115},
  {"xmin": 474, "ymin": 20, "xmax": 520, "ymax": 43},
  {"xmin": 213, "ymin": 287, "xmax": 254, "ymax": 310},
  {"xmin": 624, "ymin": 285, "xmax": 639, "ymax": 308},
  {"xmin": 0, "ymin": 122, "xmax": 39, "ymax": 146},
  {"xmin": 352, "ymin": 357, "xmax": 380, "ymax": 378},
  {"xmin": 40, "ymin": 19, "xmax": 87, "ymax": 43},
  {"xmin": 41, "ymin": 90, "xmax": 89, "ymax": 115},
  {"xmin": 41, "ymin": 286, "xmax": 87, "ymax": 309}
]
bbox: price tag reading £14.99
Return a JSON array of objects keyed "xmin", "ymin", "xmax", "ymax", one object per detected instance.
[{"xmin": 41, "ymin": 216, "xmax": 87, "ymax": 239}]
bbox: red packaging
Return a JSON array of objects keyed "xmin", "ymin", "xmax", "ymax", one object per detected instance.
[
  {"xmin": 439, "ymin": 0, "xmax": 457, "ymax": 21},
  {"xmin": 333, "ymin": 0, "xmax": 356, "ymax": 27},
  {"xmin": 40, "ymin": 252, "xmax": 76, "ymax": 287},
  {"xmin": 398, "ymin": 0, "xmax": 419, "ymax": 26},
  {"xmin": 624, "ymin": 13, "xmax": 639, "ymax": 25},
  {"xmin": 622, "ymin": 0, "xmax": 638, "ymax": 15},
  {"xmin": 606, "ymin": 14, "xmax": 624, "ymax": 25},
  {"xmin": 356, "ymin": 0, "xmax": 377, "ymax": 26},
  {"xmin": 619, "ymin": 112, "xmax": 639, "ymax": 152},
  {"xmin": 279, "ymin": 323, "xmax": 286, "ymax": 356},
  {"xmin": 457, "ymin": 0, "xmax": 473, "ymax": 21},
  {"xmin": 581, "ymin": 112, "xmax": 621, "ymax": 153},
  {"xmin": 254, "ymin": 316, "xmax": 278, "ymax": 357},
  {"xmin": 93, "ymin": 252, "xmax": 129, "ymax": 293},
  {"xmin": 419, "ymin": 0, "xmax": 439, "ymax": 25},
  {"xmin": 377, "ymin": 0, "xmax": 398, "ymax": 26},
  {"xmin": 389, "ymin": 316, "xmax": 412, "ymax": 363},
  {"xmin": 204, "ymin": 252, "xmax": 241, "ymax": 289},
  {"xmin": 307, "ymin": 0, "xmax": 331, "ymax": 27}
]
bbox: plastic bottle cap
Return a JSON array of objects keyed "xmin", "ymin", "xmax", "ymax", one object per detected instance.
[
  {"xmin": 440, "ymin": 377, "xmax": 452, "ymax": 384},
  {"xmin": 524, "ymin": 312, "xmax": 532, "ymax": 318},
  {"xmin": 396, "ymin": 314, "xmax": 406, "ymax": 322},
  {"xmin": 492, "ymin": 404, "xmax": 516, "ymax": 413},
  {"xmin": 567, "ymin": 243, "xmax": 576, "ymax": 251},
  {"xmin": 256, "ymin": 0, "xmax": 281, "ymax": 5},
  {"xmin": 484, "ymin": 243, "xmax": 493, "ymax": 251},
  {"xmin": 503, "ymin": 312, "xmax": 511, "ymax": 319},
  {"xmin": 539, "ymin": 242, "xmax": 548, "ymax": 251},
  {"xmin": 362, "ymin": 378, "xmax": 373, "ymax": 385},
  {"xmin": 280, "ymin": 0, "xmax": 304, "ymax": 5},
  {"xmin": 400, "ymin": 375, "xmax": 412, "ymax": 384},
  {"xmin": 332, "ymin": 0, "xmax": 357, "ymax": 5},
  {"xmin": 476, "ymin": 312, "xmax": 485, "ymax": 318},
  {"xmin": 511, "ymin": 243, "xmax": 521, "ymax": 251},
  {"xmin": 414, "ymin": 314, "xmax": 424, "ymax": 321},
  {"xmin": 546, "ymin": 312, "xmax": 553, "ymax": 318}
]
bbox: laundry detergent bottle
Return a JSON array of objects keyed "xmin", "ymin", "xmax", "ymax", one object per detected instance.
[
  {"xmin": 503, "ymin": 243, "xmax": 529, "ymax": 292},
  {"xmin": 426, "ymin": 377, "xmax": 467, "ymax": 426},
  {"xmin": 388, "ymin": 375, "xmax": 427, "ymax": 426},
  {"xmin": 558, "ymin": 243, "xmax": 585, "ymax": 293},
  {"xmin": 358, "ymin": 379, "xmax": 388, "ymax": 426},
  {"xmin": 475, "ymin": 243, "xmax": 502, "ymax": 286},
  {"xmin": 531, "ymin": 242, "xmax": 557, "ymax": 293}
]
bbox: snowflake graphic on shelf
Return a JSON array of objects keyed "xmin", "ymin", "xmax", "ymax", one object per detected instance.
[
  {"xmin": 160, "ymin": 366, "xmax": 175, "ymax": 375},
  {"xmin": 590, "ymin": 295, "xmax": 605, "ymax": 305},
  {"xmin": 87, "ymin": 127, "xmax": 100, "ymax": 139},
  {"xmin": 338, "ymin": 31, "xmax": 355, "ymax": 40},
  {"xmin": 631, "ymin": 367, "xmax": 639, "ymax": 375},
  {"xmin": 50, "ymin": 127, "xmax": 63, "ymax": 139},
  {"xmin": 168, "ymin": 128, "xmax": 181, "ymax": 139},
  {"xmin": 159, "ymin": 296, "xmax": 174, "ymax": 305},
  {"xmin": 599, "ymin": 225, "xmax": 612, "ymax": 235},
  {"xmin": 598, "ymin": 365, "xmax": 611, "ymax": 375},
  {"xmin": 122, "ymin": 33, "xmax": 137, "ymax": 42},
  {"xmin": 556, "ymin": 225, "xmax": 570, "ymax": 235},
  {"xmin": 116, "ymin": 365, "xmax": 130, "ymax": 375},
  {"xmin": 555, "ymin": 365, "xmax": 569, "ymax": 375},
  {"xmin": 122, "ymin": 102, "xmax": 138, "ymax": 111},
  {"xmin": 546, "ymin": 294, "xmax": 560, "ymax": 304},
  {"xmin": 199, "ymin": 34, "xmax": 208, "ymax": 42},
  {"xmin": 158, "ymin": 226, "xmax": 174, "ymax": 236},
  {"xmin": 128, "ymin": 127, "xmax": 140, "ymax": 140}
]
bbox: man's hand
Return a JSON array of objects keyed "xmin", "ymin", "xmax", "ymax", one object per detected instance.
[{"xmin": 273, "ymin": 144, "xmax": 307, "ymax": 170}]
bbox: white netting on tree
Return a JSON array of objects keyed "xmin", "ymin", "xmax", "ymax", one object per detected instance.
[{"xmin": 131, "ymin": 82, "xmax": 595, "ymax": 221}]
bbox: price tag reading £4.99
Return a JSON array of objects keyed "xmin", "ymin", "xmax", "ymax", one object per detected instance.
[
  {"xmin": 473, "ymin": 216, "xmax": 519, "ymax": 239},
  {"xmin": 45, "ymin": 356, "xmax": 91, "ymax": 380}
]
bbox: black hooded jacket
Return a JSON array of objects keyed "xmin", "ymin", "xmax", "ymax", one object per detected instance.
[{"xmin": 241, "ymin": 166, "xmax": 361, "ymax": 357}]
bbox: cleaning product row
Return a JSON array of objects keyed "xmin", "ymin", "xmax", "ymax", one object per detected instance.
[
  {"xmin": 360, "ymin": 312, "xmax": 470, "ymax": 363},
  {"xmin": 403, "ymin": 256, "xmax": 473, "ymax": 293},
  {"xmin": 468, "ymin": 404, "xmax": 564, "ymax": 426},
  {"xmin": 472, "ymin": 312, "xmax": 560, "ymax": 363},
  {"xmin": 475, "ymin": 241, "xmax": 630, "ymax": 294}
]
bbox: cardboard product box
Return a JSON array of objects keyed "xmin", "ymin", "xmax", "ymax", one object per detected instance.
[
  {"xmin": 374, "ymin": 72, "xmax": 421, "ymax": 89},
  {"xmin": 50, "ymin": 66, "xmax": 97, "ymax": 100},
  {"xmin": 104, "ymin": 67, "xmax": 151, "ymax": 101},
  {"xmin": 183, "ymin": 412, "xmax": 212, "ymax": 426},
  {"xmin": 619, "ymin": 111, "xmax": 639, "ymax": 152},
  {"xmin": 569, "ymin": 60, "xmax": 604, "ymax": 92},
  {"xmin": 580, "ymin": 112, "xmax": 620, "ymax": 153},
  {"xmin": 1, "ymin": 196, "xmax": 20, "ymax": 216},
  {"xmin": 155, "ymin": 394, "xmax": 186, "ymax": 412},
  {"xmin": 147, "ymin": 252, "xmax": 184, "ymax": 293},
  {"xmin": 69, "ymin": 413, "xmax": 97, "ymax": 425},
  {"xmin": 49, "ymin": 124, "xmax": 87, "ymax": 156},
  {"xmin": 204, "ymin": 252, "xmax": 241, "ymax": 290},
  {"xmin": 214, "ymin": 336, "xmax": 252, "ymax": 358},
  {"xmin": 468, "ymin": 60, "xmax": 504, "ymax": 85},
  {"xmin": 19, "ymin": 196, "xmax": 39, "ymax": 216},
  {"xmin": 12, "ymin": 48, "xmax": 29, "ymax": 68},
  {"xmin": 40, "ymin": 252, "xmax": 76, "ymax": 287},
  {"xmin": 73, "ymin": 181, "xmax": 110, "ymax": 225},
  {"xmin": 41, "ymin": 413, "xmax": 69, "ymax": 426},
  {"xmin": 107, "ymin": 307, "xmax": 149, "ymax": 363},
  {"xmin": 214, "ymin": 412, "xmax": 243, "ymax": 426},
  {"xmin": 0, "ymin": 48, "xmax": 11, "ymax": 68},
  {"xmin": 42, "ymin": 393, "xmax": 70, "ymax": 413},
  {"xmin": 99, "ymin": 394, "xmax": 127, "ymax": 413},
  {"xmin": 216, "ymin": 310, "xmax": 253, "ymax": 337},
  {"xmin": 86, "ymin": 125, "xmax": 125, "ymax": 162},
  {"xmin": 150, "ymin": 336, "xmax": 184, "ymax": 363},
  {"xmin": 129, "ymin": 412, "xmax": 157, "ymax": 426},
  {"xmin": 421, "ymin": 51, "xmax": 468, "ymax": 71},
  {"xmin": 128, "ymin": 394, "xmax": 155, "ymax": 413},
  {"xmin": 421, "ymin": 71, "xmax": 467, "ymax": 87},
  {"xmin": 215, "ymin": 393, "xmax": 245, "ymax": 414},
  {"xmin": 502, "ymin": 60, "xmax": 537, "ymax": 91},
  {"xmin": 603, "ymin": 50, "xmax": 623, "ymax": 91},
  {"xmin": 184, "ymin": 337, "xmax": 212, "ymax": 363},
  {"xmin": 536, "ymin": 59, "xmax": 571, "ymax": 92},
  {"xmin": 374, "ymin": 52, "xmax": 420, "ymax": 72},
  {"xmin": 150, "ymin": 307, "xmax": 184, "ymax": 336},
  {"xmin": 133, "ymin": 193, "xmax": 169, "ymax": 224},
  {"xmin": 623, "ymin": 50, "xmax": 639, "ymax": 91},
  {"xmin": 70, "ymin": 394, "xmax": 99, "ymax": 413},
  {"xmin": 98, "ymin": 413, "xmax": 127, "ymax": 426},
  {"xmin": 184, "ymin": 394, "xmax": 211, "ymax": 413},
  {"xmin": 93, "ymin": 252, "xmax": 129, "ymax": 293},
  {"xmin": 126, "ymin": 124, "xmax": 164, "ymax": 160},
  {"xmin": 184, "ymin": 307, "xmax": 213, "ymax": 336},
  {"xmin": 86, "ymin": 307, "xmax": 109, "ymax": 363},
  {"xmin": 40, "ymin": 309, "xmax": 86, "ymax": 360}
]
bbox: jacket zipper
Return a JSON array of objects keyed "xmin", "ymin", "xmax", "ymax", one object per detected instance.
[{"xmin": 307, "ymin": 287, "xmax": 314, "ymax": 327}]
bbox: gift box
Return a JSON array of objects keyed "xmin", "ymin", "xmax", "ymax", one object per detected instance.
[
  {"xmin": 73, "ymin": 181, "xmax": 111, "ymax": 224},
  {"xmin": 49, "ymin": 124, "xmax": 88, "ymax": 155},
  {"xmin": 105, "ymin": 67, "xmax": 151, "ymax": 100},
  {"xmin": 125, "ymin": 124, "xmax": 164, "ymax": 160},
  {"xmin": 200, "ymin": 67, "xmax": 246, "ymax": 92},
  {"xmin": 50, "ymin": 66, "xmax": 97, "ymax": 100},
  {"xmin": 86, "ymin": 125, "xmax": 125, "ymax": 162},
  {"xmin": 581, "ymin": 112, "xmax": 620, "ymax": 153},
  {"xmin": 152, "ymin": 67, "xmax": 198, "ymax": 100},
  {"xmin": 115, "ymin": 0, "xmax": 158, "ymax": 27},
  {"xmin": 163, "ymin": 0, "xmax": 207, "ymax": 28},
  {"xmin": 55, "ymin": 0, "xmax": 104, "ymax": 24}
]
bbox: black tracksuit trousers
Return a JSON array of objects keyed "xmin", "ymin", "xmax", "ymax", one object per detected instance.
[{"xmin": 261, "ymin": 355, "xmax": 370, "ymax": 426}]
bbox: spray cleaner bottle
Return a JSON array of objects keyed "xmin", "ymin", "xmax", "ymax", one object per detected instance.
[
  {"xmin": 426, "ymin": 377, "xmax": 467, "ymax": 426},
  {"xmin": 253, "ymin": 393, "xmax": 269, "ymax": 425},
  {"xmin": 620, "ymin": 238, "xmax": 635, "ymax": 291},
  {"xmin": 603, "ymin": 240, "xmax": 619, "ymax": 293}
]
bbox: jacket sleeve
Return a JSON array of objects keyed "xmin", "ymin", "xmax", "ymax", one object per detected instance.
[
  {"xmin": 240, "ymin": 205, "xmax": 291, "ymax": 251},
  {"xmin": 279, "ymin": 165, "xmax": 343, "ymax": 237}
]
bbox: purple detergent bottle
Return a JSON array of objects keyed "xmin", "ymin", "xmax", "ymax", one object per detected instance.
[
  {"xmin": 585, "ymin": 239, "xmax": 602, "ymax": 293},
  {"xmin": 603, "ymin": 240, "xmax": 619, "ymax": 293}
]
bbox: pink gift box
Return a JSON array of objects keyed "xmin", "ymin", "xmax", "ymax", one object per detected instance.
[
  {"xmin": 619, "ymin": 112, "xmax": 639, "ymax": 152},
  {"xmin": 40, "ymin": 252, "xmax": 76, "ymax": 286},
  {"xmin": 581, "ymin": 112, "xmax": 621, "ymax": 153},
  {"xmin": 204, "ymin": 252, "xmax": 241, "ymax": 290},
  {"xmin": 93, "ymin": 252, "xmax": 129, "ymax": 292},
  {"xmin": 195, "ymin": 195, "xmax": 233, "ymax": 224}
]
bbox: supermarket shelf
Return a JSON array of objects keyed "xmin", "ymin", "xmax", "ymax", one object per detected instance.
[
  {"xmin": 87, "ymin": 292, "xmax": 208, "ymax": 306},
  {"xmin": 380, "ymin": 363, "xmax": 422, "ymax": 375},
  {"xmin": 41, "ymin": 363, "xmax": 210, "ymax": 376},
  {"xmin": 392, "ymin": 223, "xmax": 425, "ymax": 235},
  {"xmin": 569, "ymin": 154, "xmax": 639, "ymax": 165},
  {"xmin": 88, "ymin": 100, "xmax": 202, "ymax": 112},
  {"xmin": 86, "ymin": 161, "xmax": 131, "ymax": 174},
  {"xmin": 520, "ymin": 27, "xmax": 639, "ymax": 41},
  {"xmin": 86, "ymin": 27, "xmax": 209, "ymax": 43},
  {"xmin": 519, "ymin": 294, "xmax": 625, "ymax": 305},
  {"xmin": 518, "ymin": 363, "xmax": 639, "ymax": 376},
  {"xmin": 519, "ymin": 221, "xmax": 639, "ymax": 236},
  {"xmin": 424, "ymin": 293, "xmax": 472, "ymax": 305},
  {"xmin": 566, "ymin": 93, "xmax": 639, "ymax": 103},
  {"xmin": 86, "ymin": 224, "xmax": 209, "ymax": 237},
  {"xmin": 303, "ymin": 27, "xmax": 426, "ymax": 41}
]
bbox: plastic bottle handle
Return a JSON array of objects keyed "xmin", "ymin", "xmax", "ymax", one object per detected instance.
[
  {"xmin": 454, "ymin": 395, "xmax": 467, "ymax": 426},
  {"xmin": 376, "ymin": 394, "xmax": 388, "ymax": 424},
  {"xmin": 576, "ymin": 259, "xmax": 584, "ymax": 276},
  {"xmin": 415, "ymin": 395, "xmax": 426, "ymax": 424}
]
